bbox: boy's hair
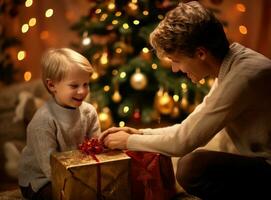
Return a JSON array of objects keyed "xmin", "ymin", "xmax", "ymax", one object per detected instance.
[
  {"xmin": 149, "ymin": 1, "xmax": 229, "ymax": 60},
  {"xmin": 41, "ymin": 48, "xmax": 93, "ymax": 93}
]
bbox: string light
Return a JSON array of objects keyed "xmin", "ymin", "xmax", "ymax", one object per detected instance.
[
  {"xmin": 17, "ymin": 51, "xmax": 26, "ymax": 61},
  {"xmin": 100, "ymin": 13, "xmax": 108, "ymax": 21},
  {"xmin": 91, "ymin": 71, "xmax": 99, "ymax": 80},
  {"xmin": 120, "ymin": 72, "xmax": 126, "ymax": 79},
  {"xmin": 28, "ymin": 17, "xmax": 36, "ymax": 27},
  {"xmin": 173, "ymin": 95, "xmax": 179, "ymax": 102},
  {"xmin": 21, "ymin": 24, "xmax": 29, "ymax": 33},
  {"xmin": 142, "ymin": 47, "xmax": 149, "ymax": 53},
  {"xmin": 239, "ymin": 25, "xmax": 247, "ymax": 34},
  {"xmin": 103, "ymin": 85, "xmax": 110, "ymax": 92},
  {"xmin": 122, "ymin": 23, "xmax": 129, "ymax": 29},
  {"xmin": 108, "ymin": 2, "xmax": 115, "ymax": 10},
  {"xmin": 45, "ymin": 9, "xmax": 54, "ymax": 18},
  {"xmin": 95, "ymin": 9, "xmax": 102, "ymax": 14},
  {"xmin": 158, "ymin": 15, "xmax": 164, "ymax": 20},
  {"xmin": 133, "ymin": 20, "xmax": 140, "ymax": 25},
  {"xmin": 119, "ymin": 121, "xmax": 125, "ymax": 127},
  {"xmin": 199, "ymin": 79, "xmax": 205, "ymax": 85},
  {"xmin": 152, "ymin": 63, "xmax": 158, "ymax": 70},
  {"xmin": 236, "ymin": 3, "xmax": 246, "ymax": 12},
  {"xmin": 112, "ymin": 20, "xmax": 119, "ymax": 25},
  {"xmin": 25, "ymin": 0, "xmax": 33, "ymax": 7},
  {"xmin": 100, "ymin": 52, "xmax": 108, "ymax": 65},
  {"xmin": 24, "ymin": 71, "xmax": 32, "ymax": 81},
  {"xmin": 143, "ymin": 10, "xmax": 149, "ymax": 16},
  {"xmin": 123, "ymin": 106, "xmax": 129, "ymax": 113},
  {"xmin": 115, "ymin": 11, "xmax": 122, "ymax": 16}
]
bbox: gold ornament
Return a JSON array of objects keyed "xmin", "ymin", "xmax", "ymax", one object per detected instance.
[
  {"xmin": 98, "ymin": 107, "xmax": 113, "ymax": 131},
  {"xmin": 170, "ymin": 104, "xmax": 180, "ymax": 118},
  {"xmin": 112, "ymin": 90, "xmax": 122, "ymax": 103},
  {"xmin": 155, "ymin": 91, "xmax": 174, "ymax": 115},
  {"xmin": 130, "ymin": 68, "xmax": 148, "ymax": 90}
]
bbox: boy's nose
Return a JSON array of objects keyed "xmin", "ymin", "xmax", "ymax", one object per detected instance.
[{"xmin": 171, "ymin": 64, "xmax": 180, "ymax": 73}]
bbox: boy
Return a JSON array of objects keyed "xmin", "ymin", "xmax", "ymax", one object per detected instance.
[{"xmin": 18, "ymin": 48, "xmax": 100, "ymax": 200}]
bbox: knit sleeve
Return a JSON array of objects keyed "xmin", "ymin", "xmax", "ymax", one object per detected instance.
[
  {"xmin": 85, "ymin": 103, "xmax": 101, "ymax": 137},
  {"xmin": 27, "ymin": 114, "xmax": 58, "ymax": 179}
]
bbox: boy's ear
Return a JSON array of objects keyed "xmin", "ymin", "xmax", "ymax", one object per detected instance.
[
  {"xmin": 46, "ymin": 79, "xmax": 56, "ymax": 93},
  {"xmin": 196, "ymin": 47, "xmax": 207, "ymax": 60}
]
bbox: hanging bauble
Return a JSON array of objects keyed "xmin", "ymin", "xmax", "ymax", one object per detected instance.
[
  {"xmin": 180, "ymin": 96, "xmax": 189, "ymax": 112},
  {"xmin": 170, "ymin": 104, "xmax": 180, "ymax": 118},
  {"xmin": 125, "ymin": 2, "xmax": 139, "ymax": 16},
  {"xmin": 112, "ymin": 90, "xmax": 122, "ymax": 103},
  {"xmin": 132, "ymin": 108, "xmax": 141, "ymax": 121},
  {"xmin": 155, "ymin": 91, "xmax": 174, "ymax": 115},
  {"xmin": 140, "ymin": 47, "xmax": 152, "ymax": 61},
  {"xmin": 130, "ymin": 68, "xmax": 148, "ymax": 90},
  {"xmin": 98, "ymin": 107, "xmax": 113, "ymax": 131}
]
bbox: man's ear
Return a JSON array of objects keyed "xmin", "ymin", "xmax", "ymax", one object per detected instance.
[
  {"xmin": 46, "ymin": 79, "xmax": 56, "ymax": 93},
  {"xmin": 196, "ymin": 47, "xmax": 207, "ymax": 60}
]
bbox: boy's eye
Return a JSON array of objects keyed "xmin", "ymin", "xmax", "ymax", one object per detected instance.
[{"xmin": 69, "ymin": 85, "xmax": 78, "ymax": 88}]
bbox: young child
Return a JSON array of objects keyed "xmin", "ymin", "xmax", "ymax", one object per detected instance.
[{"xmin": 18, "ymin": 48, "xmax": 101, "ymax": 200}]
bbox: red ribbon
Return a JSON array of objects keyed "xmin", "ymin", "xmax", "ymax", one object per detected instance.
[{"xmin": 78, "ymin": 137, "xmax": 104, "ymax": 199}]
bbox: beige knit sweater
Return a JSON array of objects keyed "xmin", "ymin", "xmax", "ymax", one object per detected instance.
[
  {"xmin": 128, "ymin": 43, "xmax": 271, "ymax": 165},
  {"xmin": 18, "ymin": 98, "xmax": 100, "ymax": 191}
]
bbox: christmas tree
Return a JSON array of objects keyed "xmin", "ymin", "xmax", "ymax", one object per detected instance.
[
  {"xmin": 71, "ymin": 0, "xmax": 212, "ymax": 130},
  {"xmin": 0, "ymin": 0, "xmax": 24, "ymax": 85}
]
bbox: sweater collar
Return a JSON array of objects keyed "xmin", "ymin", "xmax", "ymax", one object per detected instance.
[{"xmin": 48, "ymin": 98, "xmax": 80, "ymax": 123}]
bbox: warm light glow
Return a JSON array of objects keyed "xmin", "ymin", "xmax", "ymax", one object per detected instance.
[
  {"xmin": 112, "ymin": 70, "xmax": 118, "ymax": 76},
  {"xmin": 128, "ymin": 2, "xmax": 138, "ymax": 11},
  {"xmin": 133, "ymin": 20, "xmax": 140, "ymax": 25},
  {"xmin": 95, "ymin": 9, "xmax": 102, "ymax": 14},
  {"xmin": 120, "ymin": 72, "xmax": 126, "ymax": 79},
  {"xmin": 91, "ymin": 71, "xmax": 99, "ymax": 80},
  {"xmin": 119, "ymin": 121, "xmax": 125, "ymax": 127},
  {"xmin": 173, "ymin": 95, "xmax": 179, "ymax": 102},
  {"xmin": 142, "ymin": 47, "xmax": 149, "ymax": 53},
  {"xmin": 45, "ymin": 9, "xmax": 54, "ymax": 18},
  {"xmin": 17, "ymin": 51, "xmax": 26, "ymax": 61},
  {"xmin": 239, "ymin": 25, "xmax": 248, "ymax": 34},
  {"xmin": 112, "ymin": 20, "xmax": 118, "ymax": 25},
  {"xmin": 24, "ymin": 71, "xmax": 32, "ymax": 81},
  {"xmin": 115, "ymin": 11, "xmax": 122, "ymax": 16},
  {"xmin": 152, "ymin": 63, "xmax": 158, "ymax": 70},
  {"xmin": 100, "ymin": 52, "xmax": 108, "ymax": 65},
  {"xmin": 100, "ymin": 13, "xmax": 108, "ymax": 21},
  {"xmin": 143, "ymin": 10, "xmax": 149, "ymax": 16},
  {"xmin": 236, "ymin": 3, "xmax": 246, "ymax": 12},
  {"xmin": 103, "ymin": 85, "xmax": 110, "ymax": 92},
  {"xmin": 181, "ymin": 83, "xmax": 188, "ymax": 92},
  {"xmin": 25, "ymin": 0, "xmax": 33, "ymax": 7},
  {"xmin": 115, "ymin": 48, "xmax": 122, "ymax": 54},
  {"xmin": 123, "ymin": 106, "xmax": 129, "ymax": 113},
  {"xmin": 21, "ymin": 24, "xmax": 29, "ymax": 33},
  {"xmin": 132, "ymin": 0, "xmax": 138, "ymax": 3},
  {"xmin": 108, "ymin": 2, "xmax": 115, "ymax": 10},
  {"xmin": 82, "ymin": 37, "xmax": 91, "ymax": 46},
  {"xmin": 158, "ymin": 15, "xmax": 164, "ymax": 20},
  {"xmin": 123, "ymin": 23, "xmax": 129, "ymax": 29},
  {"xmin": 40, "ymin": 31, "xmax": 49, "ymax": 40},
  {"xmin": 28, "ymin": 18, "xmax": 36, "ymax": 27},
  {"xmin": 199, "ymin": 79, "xmax": 205, "ymax": 85}
]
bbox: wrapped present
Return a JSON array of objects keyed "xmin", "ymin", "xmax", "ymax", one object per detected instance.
[
  {"xmin": 50, "ymin": 149, "xmax": 131, "ymax": 200},
  {"xmin": 126, "ymin": 151, "xmax": 177, "ymax": 200}
]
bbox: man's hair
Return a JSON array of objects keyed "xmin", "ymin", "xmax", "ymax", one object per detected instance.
[
  {"xmin": 41, "ymin": 48, "xmax": 93, "ymax": 93},
  {"xmin": 149, "ymin": 1, "xmax": 229, "ymax": 60}
]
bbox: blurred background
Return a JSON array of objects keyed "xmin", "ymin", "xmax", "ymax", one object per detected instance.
[{"xmin": 0, "ymin": 0, "xmax": 271, "ymax": 193}]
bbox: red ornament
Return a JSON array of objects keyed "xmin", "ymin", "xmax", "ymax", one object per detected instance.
[{"xmin": 78, "ymin": 137, "xmax": 104, "ymax": 155}]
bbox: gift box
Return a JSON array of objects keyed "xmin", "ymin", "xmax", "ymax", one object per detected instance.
[
  {"xmin": 50, "ymin": 150, "xmax": 131, "ymax": 200},
  {"xmin": 127, "ymin": 151, "xmax": 177, "ymax": 200}
]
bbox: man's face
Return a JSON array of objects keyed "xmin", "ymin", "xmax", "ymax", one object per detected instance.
[{"xmin": 167, "ymin": 50, "xmax": 210, "ymax": 83}]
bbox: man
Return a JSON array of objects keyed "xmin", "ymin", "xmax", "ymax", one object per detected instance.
[{"xmin": 100, "ymin": 1, "xmax": 271, "ymax": 199}]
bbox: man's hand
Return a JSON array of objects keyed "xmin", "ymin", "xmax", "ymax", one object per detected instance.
[{"xmin": 99, "ymin": 126, "xmax": 142, "ymax": 150}]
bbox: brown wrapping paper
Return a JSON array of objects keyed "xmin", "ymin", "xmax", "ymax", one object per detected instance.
[{"xmin": 51, "ymin": 150, "xmax": 131, "ymax": 200}]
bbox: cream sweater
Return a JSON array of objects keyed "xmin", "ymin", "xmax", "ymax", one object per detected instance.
[
  {"xmin": 18, "ymin": 98, "xmax": 100, "ymax": 191},
  {"xmin": 128, "ymin": 43, "xmax": 271, "ymax": 164}
]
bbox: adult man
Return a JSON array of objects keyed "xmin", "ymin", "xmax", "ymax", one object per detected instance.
[{"xmin": 100, "ymin": 1, "xmax": 271, "ymax": 199}]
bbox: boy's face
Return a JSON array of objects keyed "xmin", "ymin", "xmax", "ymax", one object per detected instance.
[
  {"xmin": 48, "ymin": 66, "xmax": 90, "ymax": 108},
  {"xmin": 167, "ymin": 49, "xmax": 210, "ymax": 83}
]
